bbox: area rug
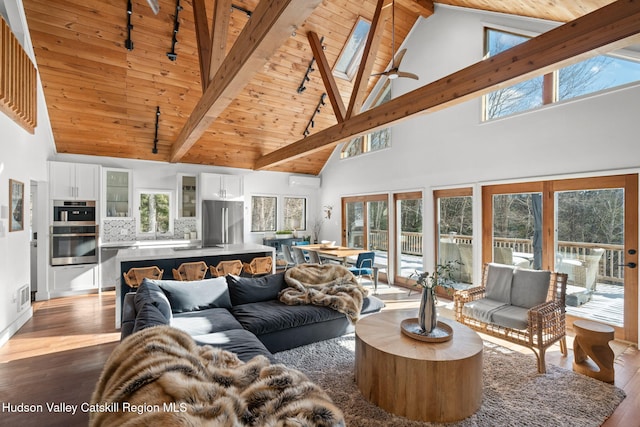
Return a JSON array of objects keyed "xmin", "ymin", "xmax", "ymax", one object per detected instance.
[{"xmin": 274, "ymin": 335, "xmax": 625, "ymax": 427}]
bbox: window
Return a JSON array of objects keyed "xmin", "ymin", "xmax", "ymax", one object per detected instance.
[
  {"xmin": 334, "ymin": 17, "xmax": 371, "ymax": 81},
  {"xmin": 251, "ymin": 196, "xmax": 277, "ymax": 232},
  {"xmin": 341, "ymin": 83, "xmax": 392, "ymax": 159},
  {"xmin": 283, "ymin": 197, "xmax": 306, "ymax": 231},
  {"xmin": 138, "ymin": 190, "xmax": 171, "ymax": 235},
  {"xmin": 483, "ymin": 28, "xmax": 640, "ymax": 120}
]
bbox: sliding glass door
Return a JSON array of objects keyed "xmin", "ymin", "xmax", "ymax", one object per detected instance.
[
  {"xmin": 342, "ymin": 195, "xmax": 388, "ymax": 277},
  {"xmin": 394, "ymin": 192, "xmax": 423, "ymax": 285},
  {"xmin": 483, "ymin": 175, "xmax": 638, "ymax": 341}
]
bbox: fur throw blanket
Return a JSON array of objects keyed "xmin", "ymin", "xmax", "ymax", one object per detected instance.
[
  {"xmin": 280, "ymin": 264, "xmax": 368, "ymax": 323},
  {"xmin": 90, "ymin": 326, "xmax": 345, "ymax": 427}
]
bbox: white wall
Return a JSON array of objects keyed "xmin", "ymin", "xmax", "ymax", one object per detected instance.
[
  {"xmin": 0, "ymin": 0, "xmax": 56, "ymax": 346},
  {"xmin": 319, "ymin": 5, "xmax": 640, "ymax": 340}
]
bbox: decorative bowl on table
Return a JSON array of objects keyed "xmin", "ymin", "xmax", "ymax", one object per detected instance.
[{"xmin": 320, "ymin": 240, "xmax": 336, "ymax": 248}]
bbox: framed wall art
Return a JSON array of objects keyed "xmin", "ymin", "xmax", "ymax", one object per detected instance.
[{"xmin": 9, "ymin": 179, "xmax": 24, "ymax": 232}]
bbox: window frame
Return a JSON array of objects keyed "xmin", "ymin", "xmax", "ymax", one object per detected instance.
[
  {"xmin": 333, "ymin": 17, "xmax": 371, "ymax": 81},
  {"xmin": 283, "ymin": 196, "xmax": 307, "ymax": 232},
  {"xmin": 135, "ymin": 189, "xmax": 173, "ymax": 236},
  {"xmin": 251, "ymin": 195, "xmax": 278, "ymax": 233}
]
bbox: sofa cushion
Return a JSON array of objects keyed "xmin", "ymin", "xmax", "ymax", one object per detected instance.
[
  {"xmin": 191, "ymin": 328, "xmax": 276, "ymax": 363},
  {"xmin": 511, "ymin": 268, "xmax": 551, "ymax": 309},
  {"xmin": 135, "ymin": 279, "xmax": 173, "ymax": 321},
  {"xmin": 230, "ymin": 300, "xmax": 344, "ymax": 336},
  {"xmin": 132, "ymin": 301, "xmax": 170, "ymax": 333},
  {"xmin": 491, "ymin": 305, "xmax": 530, "ymax": 330},
  {"xmin": 462, "ymin": 298, "xmax": 509, "ymax": 324},
  {"xmin": 226, "ymin": 272, "xmax": 286, "ymax": 306},
  {"xmin": 171, "ymin": 307, "xmax": 243, "ymax": 336},
  {"xmin": 148, "ymin": 277, "xmax": 232, "ymax": 313},
  {"xmin": 484, "ymin": 263, "xmax": 514, "ymax": 304}
]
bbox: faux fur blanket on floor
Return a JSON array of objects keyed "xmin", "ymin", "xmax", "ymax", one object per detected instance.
[
  {"xmin": 90, "ymin": 325, "xmax": 345, "ymax": 427},
  {"xmin": 280, "ymin": 264, "xmax": 368, "ymax": 323}
]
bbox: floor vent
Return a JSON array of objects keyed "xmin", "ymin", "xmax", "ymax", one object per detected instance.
[{"xmin": 18, "ymin": 285, "xmax": 30, "ymax": 312}]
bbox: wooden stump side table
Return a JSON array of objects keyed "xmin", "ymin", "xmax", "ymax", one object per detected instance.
[
  {"xmin": 572, "ymin": 319, "xmax": 615, "ymax": 383},
  {"xmin": 355, "ymin": 310, "xmax": 483, "ymax": 423}
]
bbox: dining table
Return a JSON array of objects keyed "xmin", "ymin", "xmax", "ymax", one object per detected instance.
[{"xmin": 303, "ymin": 244, "xmax": 380, "ymax": 292}]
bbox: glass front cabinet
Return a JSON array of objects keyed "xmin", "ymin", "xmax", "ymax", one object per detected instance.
[
  {"xmin": 103, "ymin": 168, "xmax": 132, "ymax": 218},
  {"xmin": 178, "ymin": 174, "xmax": 197, "ymax": 218}
]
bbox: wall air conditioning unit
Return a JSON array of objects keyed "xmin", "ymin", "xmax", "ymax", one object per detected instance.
[{"xmin": 288, "ymin": 175, "xmax": 321, "ymax": 189}]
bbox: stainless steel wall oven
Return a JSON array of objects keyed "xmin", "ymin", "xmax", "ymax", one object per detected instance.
[{"xmin": 50, "ymin": 224, "xmax": 99, "ymax": 266}]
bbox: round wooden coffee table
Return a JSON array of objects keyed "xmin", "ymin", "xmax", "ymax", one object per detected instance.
[{"xmin": 355, "ymin": 310, "xmax": 483, "ymax": 423}]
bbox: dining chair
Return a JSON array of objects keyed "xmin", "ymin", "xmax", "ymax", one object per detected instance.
[
  {"xmin": 307, "ymin": 250, "xmax": 322, "ymax": 265},
  {"xmin": 282, "ymin": 245, "xmax": 297, "ymax": 269},
  {"xmin": 291, "ymin": 246, "xmax": 308, "ymax": 264},
  {"xmin": 348, "ymin": 251, "xmax": 375, "ymax": 284}
]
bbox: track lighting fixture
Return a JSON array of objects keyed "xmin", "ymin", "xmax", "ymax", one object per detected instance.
[
  {"xmin": 125, "ymin": 0, "xmax": 134, "ymax": 51},
  {"xmin": 302, "ymin": 93, "xmax": 326, "ymax": 137},
  {"xmin": 152, "ymin": 106, "xmax": 160, "ymax": 154},
  {"xmin": 167, "ymin": 0, "xmax": 183, "ymax": 61},
  {"xmin": 297, "ymin": 37, "xmax": 324, "ymax": 94}
]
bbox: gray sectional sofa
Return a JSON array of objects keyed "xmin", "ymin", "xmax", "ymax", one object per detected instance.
[{"xmin": 121, "ymin": 272, "xmax": 385, "ymax": 362}]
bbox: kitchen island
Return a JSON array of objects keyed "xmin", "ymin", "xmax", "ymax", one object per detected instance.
[{"xmin": 114, "ymin": 242, "xmax": 275, "ymax": 328}]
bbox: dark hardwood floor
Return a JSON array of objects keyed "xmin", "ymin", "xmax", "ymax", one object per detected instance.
[{"xmin": 0, "ymin": 288, "xmax": 637, "ymax": 426}]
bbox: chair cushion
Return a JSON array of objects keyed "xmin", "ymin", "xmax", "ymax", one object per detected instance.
[
  {"xmin": 462, "ymin": 297, "xmax": 509, "ymax": 324},
  {"xmin": 226, "ymin": 272, "xmax": 286, "ymax": 306},
  {"xmin": 349, "ymin": 267, "xmax": 373, "ymax": 276},
  {"xmin": 484, "ymin": 263, "xmax": 514, "ymax": 304},
  {"xmin": 171, "ymin": 307, "xmax": 243, "ymax": 336},
  {"xmin": 491, "ymin": 305, "xmax": 530, "ymax": 330},
  {"xmin": 147, "ymin": 277, "xmax": 232, "ymax": 313},
  {"xmin": 511, "ymin": 268, "xmax": 551, "ymax": 309}
]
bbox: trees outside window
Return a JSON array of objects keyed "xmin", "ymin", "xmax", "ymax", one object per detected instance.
[
  {"xmin": 138, "ymin": 191, "xmax": 171, "ymax": 234},
  {"xmin": 284, "ymin": 197, "xmax": 306, "ymax": 231},
  {"xmin": 251, "ymin": 196, "xmax": 277, "ymax": 232},
  {"xmin": 484, "ymin": 28, "xmax": 640, "ymax": 120}
]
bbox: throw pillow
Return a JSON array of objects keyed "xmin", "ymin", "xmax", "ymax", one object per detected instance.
[
  {"xmin": 511, "ymin": 268, "xmax": 551, "ymax": 309},
  {"xmin": 149, "ymin": 277, "xmax": 232, "ymax": 313},
  {"xmin": 226, "ymin": 272, "xmax": 286, "ymax": 306},
  {"xmin": 135, "ymin": 279, "xmax": 173, "ymax": 321}
]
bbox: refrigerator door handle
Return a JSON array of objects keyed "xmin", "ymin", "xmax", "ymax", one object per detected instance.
[{"xmin": 224, "ymin": 207, "xmax": 229, "ymax": 243}]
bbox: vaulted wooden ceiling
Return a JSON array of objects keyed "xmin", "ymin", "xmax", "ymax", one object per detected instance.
[{"xmin": 22, "ymin": 0, "xmax": 625, "ymax": 175}]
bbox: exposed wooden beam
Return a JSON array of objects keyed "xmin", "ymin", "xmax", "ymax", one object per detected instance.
[
  {"xmin": 396, "ymin": 0, "xmax": 434, "ymax": 18},
  {"xmin": 192, "ymin": 0, "xmax": 211, "ymax": 93},
  {"xmin": 254, "ymin": 0, "xmax": 640, "ymax": 170},
  {"xmin": 209, "ymin": 0, "xmax": 232, "ymax": 85},
  {"xmin": 307, "ymin": 31, "xmax": 346, "ymax": 122},
  {"xmin": 170, "ymin": 0, "xmax": 323, "ymax": 162},
  {"xmin": 345, "ymin": 0, "xmax": 392, "ymax": 120}
]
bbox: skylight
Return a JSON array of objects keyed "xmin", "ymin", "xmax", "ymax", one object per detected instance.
[{"xmin": 333, "ymin": 17, "xmax": 371, "ymax": 81}]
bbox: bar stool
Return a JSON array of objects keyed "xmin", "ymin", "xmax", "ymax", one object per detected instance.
[
  {"xmin": 243, "ymin": 256, "xmax": 273, "ymax": 277},
  {"xmin": 122, "ymin": 266, "xmax": 163, "ymax": 288},
  {"xmin": 210, "ymin": 260, "xmax": 243, "ymax": 277},
  {"xmin": 172, "ymin": 261, "xmax": 208, "ymax": 281}
]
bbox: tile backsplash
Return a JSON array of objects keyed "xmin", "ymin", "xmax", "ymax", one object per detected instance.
[{"xmin": 101, "ymin": 218, "xmax": 198, "ymax": 242}]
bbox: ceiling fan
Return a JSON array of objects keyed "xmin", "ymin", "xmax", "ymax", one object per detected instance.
[{"xmin": 372, "ymin": 0, "xmax": 418, "ymax": 80}]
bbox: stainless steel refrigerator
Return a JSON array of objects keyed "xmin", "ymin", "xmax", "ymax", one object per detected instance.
[{"xmin": 202, "ymin": 200, "xmax": 244, "ymax": 246}]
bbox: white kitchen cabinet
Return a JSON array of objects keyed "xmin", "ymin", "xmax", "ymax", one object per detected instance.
[
  {"xmin": 49, "ymin": 161, "xmax": 100, "ymax": 200},
  {"xmin": 49, "ymin": 264, "xmax": 98, "ymax": 295},
  {"xmin": 103, "ymin": 168, "xmax": 132, "ymax": 218},
  {"xmin": 177, "ymin": 174, "xmax": 197, "ymax": 218},
  {"xmin": 200, "ymin": 173, "xmax": 243, "ymax": 200}
]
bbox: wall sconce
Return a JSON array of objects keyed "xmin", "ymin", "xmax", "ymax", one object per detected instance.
[
  {"xmin": 152, "ymin": 106, "xmax": 160, "ymax": 154},
  {"xmin": 303, "ymin": 93, "xmax": 326, "ymax": 137},
  {"xmin": 167, "ymin": 0, "xmax": 183, "ymax": 61}
]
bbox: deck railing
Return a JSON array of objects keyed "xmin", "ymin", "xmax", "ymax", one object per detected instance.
[{"xmin": 368, "ymin": 230, "xmax": 625, "ymax": 283}]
